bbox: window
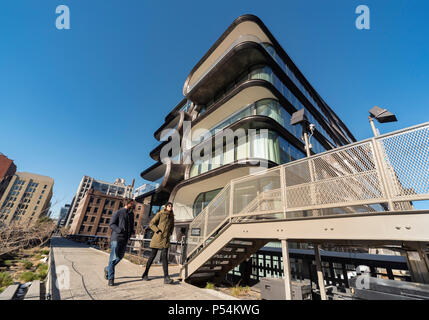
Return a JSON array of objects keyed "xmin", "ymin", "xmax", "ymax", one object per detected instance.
[
  {"xmin": 87, "ymin": 226, "xmax": 92, "ymax": 232},
  {"xmin": 192, "ymin": 188, "xmax": 223, "ymax": 217},
  {"xmin": 90, "ymin": 216, "xmax": 95, "ymax": 222}
]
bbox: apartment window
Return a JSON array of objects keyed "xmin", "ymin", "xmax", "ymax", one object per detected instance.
[
  {"xmin": 100, "ymin": 218, "xmax": 104, "ymax": 224},
  {"xmin": 102, "ymin": 209, "xmax": 107, "ymax": 214},
  {"xmin": 97, "ymin": 227, "xmax": 102, "ymax": 233},
  {"xmin": 96, "ymin": 198, "xmax": 101, "ymax": 204},
  {"xmin": 193, "ymin": 188, "xmax": 223, "ymax": 217},
  {"xmin": 89, "ymin": 197, "xmax": 94, "ymax": 203},
  {"xmin": 105, "ymin": 200, "xmax": 109, "ymax": 206},
  {"xmin": 94, "ymin": 207, "xmax": 98, "ymax": 213},
  {"xmin": 80, "ymin": 226, "xmax": 84, "ymax": 232},
  {"xmin": 90, "ymin": 216, "xmax": 95, "ymax": 223},
  {"xmin": 111, "ymin": 201, "xmax": 116, "ymax": 207},
  {"xmin": 87, "ymin": 226, "xmax": 92, "ymax": 232},
  {"xmin": 83, "ymin": 216, "xmax": 88, "ymax": 222}
]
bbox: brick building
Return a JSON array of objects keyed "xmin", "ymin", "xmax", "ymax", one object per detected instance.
[
  {"xmin": 0, "ymin": 153, "xmax": 17, "ymax": 200},
  {"xmin": 69, "ymin": 189, "xmax": 149, "ymax": 238}
]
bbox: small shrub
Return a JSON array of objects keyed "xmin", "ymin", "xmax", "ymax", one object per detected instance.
[
  {"xmin": 231, "ymin": 285, "xmax": 249, "ymax": 297},
  {"xmin": 4, "ymin": 260, "xmax": 14, "ymax": 267},
  {"xmin": 22, "ymin": 260, "xmax": 33, "ymax": 270},
  {"xmin": 205, "ymin": 282, "xmax": 215, "ymax": 289},
  {"xmin": 36, "ymin": 264, "xmax": 48, "ymax": 279},
  {"xmin": 20, "ymin": 271, "xmax": 38, "ymax": 282},
  {"xmin": 40, "ymin": 249, "xmax": 50, "ymax": 255},
  {"xmin": 0, "ymin": 272, "xmax": 13, "ymax": 287},
  {"xmin": 33, "ymin": 254, "xmax": 42, "ymax": 260}
]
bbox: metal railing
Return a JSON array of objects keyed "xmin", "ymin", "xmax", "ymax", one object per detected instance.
[{"xmin": 186, "ymin": 122, "xmax": 429, "ymax": 260}]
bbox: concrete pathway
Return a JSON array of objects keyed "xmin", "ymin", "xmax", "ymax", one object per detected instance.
[{"xmin": 50, "ymin": 236, "xmax": 235, "ymax": 300}]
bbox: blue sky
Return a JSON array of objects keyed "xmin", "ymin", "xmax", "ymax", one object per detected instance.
[{"xmin": 1, "ymin": 1, "xmax": 428, "ymax": 217}]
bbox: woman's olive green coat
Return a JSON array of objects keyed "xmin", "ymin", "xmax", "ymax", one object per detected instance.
[{"xmin": 149, "ymin": 209, "xmax": 175, "ymax": 249}]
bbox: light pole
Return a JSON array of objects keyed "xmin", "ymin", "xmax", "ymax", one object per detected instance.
[{"xmin": 290, "ymin": 109, "xmax": 327, "ymax": 300}]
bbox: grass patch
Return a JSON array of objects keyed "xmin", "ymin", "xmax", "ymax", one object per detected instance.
[
  {"xmin": 22, "ymin": 260, "xmax": 33, "ymax": 270},
  {"xmin": 4, "ymin": 260, "xmax": 14, "ymax": 267},
  {"xmin": 36, "ymin": 264, "xmax": 48, "ymax": 279},
  {"xmin": 231, "ymin": 285, "xmax": 250, "ymax": 297},
  {"xmin": 205, "ymin": 282, "xmax": 215, "ymax": 289},
  {"xmin": 0, "ymin": 272, "xmax": 14, "ymax": 288},
  {"xmin": 20, "ymin": 271, "xmax": 39, "ymax": 282},
  {"xmin": 40, "ymin": 249, "xmax": 50, "ymax": 256},
  {"xmin": 33, "ymin": 254, "xmax": 42, "ymax": 260}
]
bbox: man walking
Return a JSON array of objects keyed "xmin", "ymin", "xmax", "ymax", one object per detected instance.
[
  {"xmin": 104, "ymin": 199, "xmax": 135, "ymax": 286},
  {"xmin": 141, "ymin": 202, "xmax": 175, "ymax": 284}
]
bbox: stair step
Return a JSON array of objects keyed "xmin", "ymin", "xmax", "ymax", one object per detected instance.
[
  {"xmin": 212, "ymin": 255, "xmax": 237, "ymax": 260},
  {"xmin": 189, "ymin": 272, "xmax": 216, "ymax": 279},
  {"xmin": 229, "ymin": 241, "xmax": 254, "ymax": 246},
  {"xmin": 204, "ymin": 262, "xmax": 230, "ymax": 267},
  {"xmin": 195, "ymin": 267, "xmax": 223, "ymax": 274}
]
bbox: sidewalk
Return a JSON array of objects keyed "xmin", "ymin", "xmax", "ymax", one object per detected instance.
[{"xmin": 50, "ymin": 237, "xmax": 236, "ymax": 300}]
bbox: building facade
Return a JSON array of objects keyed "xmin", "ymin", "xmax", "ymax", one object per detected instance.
[
  {"xmin": 0, "ymin": 153, "xmax": 17, "ymax": 200},
  {"xmin": 69, "ymin": 189, "xmax": 146, "ymax": 237},
  {"xmin": 0, "ymin": 172, "xmax": 54, "ymax": 225},
  {"xmin": 58, "ymin": 203, "xmax": 71, "ymax": 226},
  {"xmin": 136, "ymin": 15, "xmax": 356, "ymax": 241},
  {"xmin": 64, "ymin": 176, "xmax": 134, "ymax": 227}
]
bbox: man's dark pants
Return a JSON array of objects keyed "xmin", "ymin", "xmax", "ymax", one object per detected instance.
[{"xmin": 107, "ymin": 240, "xmax": 127, "ymax": 280}]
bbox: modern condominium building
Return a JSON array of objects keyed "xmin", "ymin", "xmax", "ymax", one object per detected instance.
[
  {"xmin": 64, "ymin": 176, "xmax": 134, "ymax": 227},
  {"xmin": 0, "ymin": 172, "xmax": 54, "ymax": 225},
  {"xmin": 136, "ymin": 14, "xmax": 356, "ymax": 241}
]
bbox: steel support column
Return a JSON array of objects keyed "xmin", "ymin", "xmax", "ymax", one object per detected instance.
[
  {"xmin": 314, "ymin": 244, "xmax": 327, "ymax": 300},
  {"xmin": 281, "ymin": 239, "xmax": 293, "ymax": 300}
]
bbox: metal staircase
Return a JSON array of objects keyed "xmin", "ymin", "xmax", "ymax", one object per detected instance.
[{"xmin": 180, "ymin": 122, "xmax": 429, "ymax": 285}]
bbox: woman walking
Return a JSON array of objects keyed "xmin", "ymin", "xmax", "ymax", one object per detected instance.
[{"xmin": 141, "ymin": 202, "xmax": 175, "ymax": 284}]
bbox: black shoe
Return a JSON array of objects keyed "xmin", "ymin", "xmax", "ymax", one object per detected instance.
[
  {"xmin": 141, "ymin": 274, "xmax": 149, "ymax": 281},
  {"xmin": 108, "ymin": 279, "xmax": 114, "ymax": 286},
  {"xmin": 104, "ymin": 267, "xmax": 108, "ymax": 280},
  {"xmin": 164, "ymin": 276, "xmax": 174, "ymax": 284}
]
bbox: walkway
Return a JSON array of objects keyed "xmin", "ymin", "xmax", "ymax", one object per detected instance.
[{"xmin": 49, "ymin": 237, "xmax": 235, "ymax": 300}]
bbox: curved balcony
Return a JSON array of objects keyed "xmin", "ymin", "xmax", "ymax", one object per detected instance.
[
  {"xmin": 154, "ymin": 110, "xmax": 191, "ymax": 141},
  {"xmin": 140, "ymin": 160, "xmax": 186, "ymax": 195},
  {"xmin": 184, "ymin": 15, "xmax": 274, "ymax": 96},
  {"xmin": 184, "ymin": 40, "xmax": 273, "ymax": 105}
]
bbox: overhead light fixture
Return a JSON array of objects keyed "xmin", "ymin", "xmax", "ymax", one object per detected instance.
[
  {"xmin": 290, "ymin": 109, "xmax": 309, "ymax": 126},
  {"xmin": 368, "ymin": 106, "xmax": 398, "ymax": 136},
  {"xmin": 369, "ymin": 106, "xmax": 397, "ymax": 123}
]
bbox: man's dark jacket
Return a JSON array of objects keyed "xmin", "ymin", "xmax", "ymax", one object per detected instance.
[{"xmin": 109, "ymin": 207, "xmax": 134, "ymax": 242}]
